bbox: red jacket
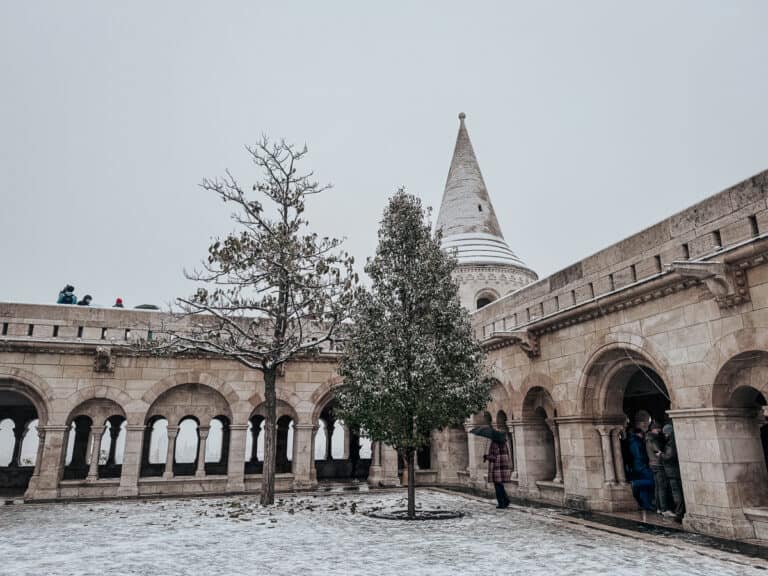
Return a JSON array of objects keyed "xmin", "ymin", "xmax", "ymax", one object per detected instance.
[{"xmin": 486, "ymin": 440, "xmax": 512, "ymax": 484}]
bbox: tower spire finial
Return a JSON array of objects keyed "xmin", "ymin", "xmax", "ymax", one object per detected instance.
[{"xmin": 458, "ymin": 111, "xmax": 466, "ymax": 122}]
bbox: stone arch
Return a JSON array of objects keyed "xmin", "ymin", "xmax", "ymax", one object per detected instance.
[
  {"xmin": 145, "ymin": 383, "xmax": 233, "ymax": 427},
  {"xmin": 515, "ymin": 372, "xmax": 557, "ymax": 418},
  {"xmin": 577, "ymin": 338, "xmax": 671, "ymax": 419},
  {"xmin": 706, "ymin": 328, "xmax": 768, "ymax": 406},
  {"xmin": 66, "ymin": 397, "xmax": 127, "ymax": 426},
  {"xmin": 141, "ymin": 371, "xmax": 246, "ymax": 422},
  {"xmin": 520, "ymin": 385, "xmax": 558, "ymax": 483},
  {"xmin": 250, "ymin": 399, "xmax": 300, "ymax": 424},
  {"xmin": 486, "ymin": 379, "xmax": 511, "ymax": 419},
  {"xmin": 309, "ymin": 377, "xmax": 344, "ymax": 425},
  {"xmin": 0, "ymin": 367, "xmax": 53, "ymax": 425},
  {"xmin": 522, "ymin": 386, "xmax": 557, "ymax": 420},
  {"xmin": 64, "ymin": 397, "xmax": 127, "ymax": 480},
  {"xmin": 709, "ymin": 349, "xmax": 768, "ymax": 509},
  {"xmin": 712, "ymin": 350, "xmax": 768, "ymax": 409},
  {"xmin": 61, "ymin": 387, "xmax": 134, "ymax": 425}
]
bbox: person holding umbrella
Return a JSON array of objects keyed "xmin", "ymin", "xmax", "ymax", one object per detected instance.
[{"xmin": 472, "ymin": 425, "xmax": 512, "ymax": 509}]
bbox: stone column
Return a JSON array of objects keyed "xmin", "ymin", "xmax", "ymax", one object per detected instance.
[
  {"xmin": 226, "ymin": 424, "xmax": 248, "ymax": 492},
  {"xmin": 611, "ymin": 426, "xmax": 628, "ymax": 483},
  {"xmin": 86, "ymin": 428, "xmax": 104, "ymax": 481},
  {"xmin": 380, "ymin": 443, "xmax": 400, "ymax": 487},
  {"xmin": 163, "ymin": 426, "xmax": 178, "ymax": 479},
  {"xmin": 595, "ymin": 425, "xmax": 616, "ymax": 485},
  {"xmin": 276, "ymin": 420, "xmax": 290, "ymax": 472},
  {"xmin": 292, "ymin": 424, "xmax": 317, "ymax": 490},
  {"xmin": 367, "ymin": 441, "xmax": 383, "ymax": 486},
  {"xmin": 9, "ymin": 419, "xmax": 26, "ymax": 467},
  {"xmin": 195, "ymin": 427, "xmax": 209, "ymax": 477},
  {"xmin": 106, "ymin": 422, "xmax": 122, "ymax": 466},
  {"xmin": 464, "ymin": 421, "xmax": 487, "ymax": 486},
  {"xmin": 507, "ymin": 424, "xmax": 518, "ymax": 479},
  {"xmin": 341, "ymin": 424, "xmax": 350, "ymax": 460},
  {"xmin": 547, "ymin": 419, "xmax": 563, "ymax": 484},
  {"xmin": 669, "ymin": 407, "xmax": 766, "ymax": 540},
  {"xmin": 29, "ymin": 425, "xmax": 68, "ymax": 500},
  {"xmin": 117, "ymin": 425, "xmax": 145, "ymax": 497},
  {"xmin": 23, "ymin": 427, "xmax": 46, "ymax": 498},
  {"xmin": 325, "ymin": 420, "xmax": 334, "ymax": 460}
]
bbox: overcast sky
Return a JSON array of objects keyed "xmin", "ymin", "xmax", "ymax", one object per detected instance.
[{"xmin": 1, "ymin": 1, "xmax": 767, "ymax": 308}]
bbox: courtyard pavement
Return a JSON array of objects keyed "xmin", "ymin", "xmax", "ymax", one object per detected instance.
[{"xmin": 0, "ymin": 490, "xmax": 765, "ymax": 575}]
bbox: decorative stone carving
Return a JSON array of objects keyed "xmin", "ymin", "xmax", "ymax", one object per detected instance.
[
  {"xmin": 484, "ymin": 329, "xmax": 540, "ymax": 357},
  {"xmin": 93, "ymin": 346, "xmax": 114, "ymax": 373},
  {"xmin": 669, "ymin": 260, "xmax": 750, "ymax": 308}
]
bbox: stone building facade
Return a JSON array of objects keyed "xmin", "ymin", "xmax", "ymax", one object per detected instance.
[
  {"xmin": 2, "ymin": 116, "xmax": 768, "ymax": 544},
  {"xmin": 0, "ymin": 304, "xmax": 401, "ymax": 502}
]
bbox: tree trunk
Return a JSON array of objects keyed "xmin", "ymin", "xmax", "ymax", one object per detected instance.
[
  {"xmin": 407, "ymin": 449, "xmax": 416, "ymax": 519},
  {"xmin": 261, "ymin": 367, "xmax": 277, "ymax": 505}
]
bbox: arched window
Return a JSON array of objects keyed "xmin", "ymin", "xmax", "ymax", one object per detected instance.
[
  {"xmin": 175, "ymin": 418, "xmax": 199, "ymax": 464},
  {"xmin": 475, "ymin": 289, "xmax": 499, "ymax": 310},
  {"xmin": 331, "ymin": 420, "xmax": 345, "ymax": 459},
  {"xmin": 314, "ymin": 420, "xmax": 327, "ymax": 461},
  {"xmin": 206, "ymin": 418, "xmax": 224, "ymax": 463},
  {"xmin": 148, "ymin": 418, "xmax": 168, "ymax": 464},
  {"xmin": 0, "ymin": 418, "xmax": 14, "ymax": 466},
  {"xmin": 19, "ymin": 419, "xmax": 39, "ymax": 467}
]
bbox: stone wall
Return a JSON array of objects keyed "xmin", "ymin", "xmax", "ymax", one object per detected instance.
[
  {"xmin": 466, "ymin": 169, "xmax": 768, "ymax": 540},
  {"xmin": 0, "ymin": 303, "xmax": 400, "ymax": 501}
]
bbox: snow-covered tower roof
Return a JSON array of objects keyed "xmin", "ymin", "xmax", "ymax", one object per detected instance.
[
  {"xmin": 436, "ymin": 113, "xmax": 537, "ymax": 310},
  {"xmin": 436, "ymin": 113, "xmax": 533, "ymax": 269}
]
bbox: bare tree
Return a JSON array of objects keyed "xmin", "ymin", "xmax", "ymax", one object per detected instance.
[{"xmin": 144, "ymin": 137, "xmax": 357, "ymax": 505}]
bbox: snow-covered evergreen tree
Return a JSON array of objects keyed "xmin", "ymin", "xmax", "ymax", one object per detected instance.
[{"xmin": 336, "ymin": 189, "xmax": 490, "ymax": 518}]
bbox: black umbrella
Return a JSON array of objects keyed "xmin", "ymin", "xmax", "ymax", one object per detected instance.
[{"xmin": 469, "ymin": 425, "xmax": 507, "ymax": 443}]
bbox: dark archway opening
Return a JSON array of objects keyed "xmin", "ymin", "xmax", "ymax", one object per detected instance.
[
  {"xmin": 0, "ymin": 390, "xmax": 38, "ymax": 495},
  {"xmin": 622, "ymin": 367, "xmax": 670, "ymax": 430},
  {"xmin": 314, "ymin": 401, "xmax": 370, "ymax": 481}
]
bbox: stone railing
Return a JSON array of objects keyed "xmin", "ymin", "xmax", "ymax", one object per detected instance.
[{"xmin": 0, "ymin": 302, "xmax": 345, "ymax": 354}]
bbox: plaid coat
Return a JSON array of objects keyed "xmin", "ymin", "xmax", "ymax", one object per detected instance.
[{"xmin": 486, "ymin": 440, "xmax": 512, "ymax": 484}]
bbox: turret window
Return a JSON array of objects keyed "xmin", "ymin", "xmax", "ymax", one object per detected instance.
[
  {"xmin": 475, "ymin": 289, "xmax": 499, "ymax": 310},
  {"xmin": 478, "ymin": 204, "xmax": 482, "ymax": 212}
]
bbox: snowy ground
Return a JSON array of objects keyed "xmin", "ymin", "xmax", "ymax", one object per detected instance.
[{"xmin": 0, "ymin": 490, "xmax": 764, "ymax": 576}]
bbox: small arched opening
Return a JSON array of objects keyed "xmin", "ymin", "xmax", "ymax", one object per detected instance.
[
  {"xmin": 141, "ymin": 416, "xmax": 168, "ymax": 477},
  {"xmin": 204, "ymin": 415, "xmax": 230, "ymax": 475},
  {"xmin": 711, "ymin": 351, "xmax": 768, "ymax": 510},
  {"xmin": 174, "ymin": 417, "xmax": 200, "ymax": 476},
  {"xmin": 475, "ymin": 289, "xmax": 499, "ymax": 311},
  {"xmin": 521, "ymin": 388, "xmax": 558, "ymax": 483}
]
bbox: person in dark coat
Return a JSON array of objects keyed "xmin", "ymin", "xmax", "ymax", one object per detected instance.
[
  {"xmin": 113, "ymin": 297, "xmax": 124, "ymax": 308},
  {"xmin": 484, "ymin": 437, "xmax": 512, "ymax": 508},
  {"xmin": 77, "ymin": 294, "xmax": 92, "ymax": 306},
  {"xmin": 627, "ymin": 428, "xmax": 654, "ymax": 511},
  {"xmin": 646, "ymin": 421, "xmax": 670, "ymax": 515},
  {"xmin": 57, "ymin": 285, "xmax": 77, "ymax": 305},
  {"xmin": 661, "ymin": 423, "xmax": 685, "ymax": 521}
]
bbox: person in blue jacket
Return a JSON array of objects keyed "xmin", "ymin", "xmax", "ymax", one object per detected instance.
[
  {"xmin": 57, "ymin": 285, "xmax": 77, "ymax": 305},
  {"xmin": 627, "ymin": 428, "xmax": 655, "ymax": 511}
]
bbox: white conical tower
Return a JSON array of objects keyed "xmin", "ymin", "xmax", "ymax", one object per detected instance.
[{"xmin": 437, "ymin": 113, "xmax": 537, "ymax": 310}]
